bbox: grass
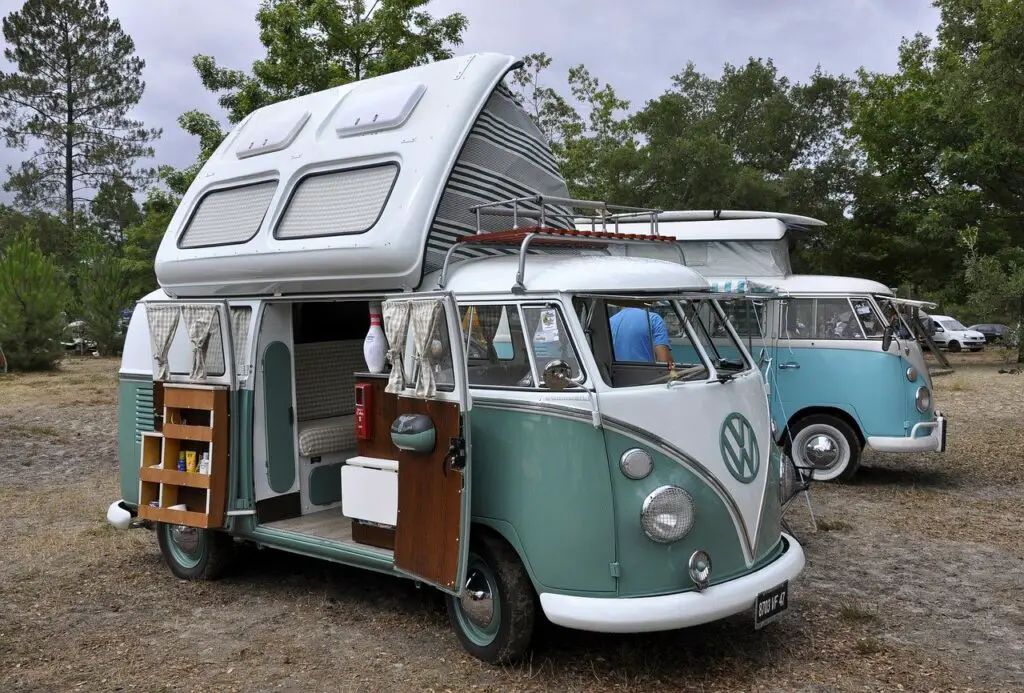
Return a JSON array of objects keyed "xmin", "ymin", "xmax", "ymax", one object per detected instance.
[
  {"xmin": 854, "ymin": 636, "xmax": 885, "ymax": 656},
  {"xmin": 839, "ymin": 603, "xmax": 878, "ymax": 623},
  {"xmin": 0, "ymin": 356, "xmax": 119, "ymax": 406},
  {"xmin": 815, "ymin": 518, "xmax": 852, "ymax": 532}
]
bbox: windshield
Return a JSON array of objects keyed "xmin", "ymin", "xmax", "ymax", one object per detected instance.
[
  {"xmin": 572, "ymin": 294, "xmax": 753, "ymax": 388},
  {"xmin": 941, "ymin": 319, "xmax": 967, "ymax": 331}
]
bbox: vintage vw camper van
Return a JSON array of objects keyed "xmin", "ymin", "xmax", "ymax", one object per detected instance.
[
  {"xmin": 105, "ymin": 54, "xmax": 805, "ymax": 664},
  {"xmin": 600, "ymin": 211, "xmax": 948, "ymax": 482}
]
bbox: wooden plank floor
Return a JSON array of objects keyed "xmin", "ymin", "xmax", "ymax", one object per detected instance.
[{"xmin": 264, "ymin": 507, "xmax": 353, "ymax": 542}]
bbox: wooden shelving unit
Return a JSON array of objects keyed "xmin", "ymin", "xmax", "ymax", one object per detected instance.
[{"xmin": 137, "ymin": 383, "xmax": 229, "ymax": 529}]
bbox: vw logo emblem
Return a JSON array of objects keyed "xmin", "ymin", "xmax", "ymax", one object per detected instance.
[{"xmin": 720, "ymin": 413, "xmax": 760, "ymax": 484}]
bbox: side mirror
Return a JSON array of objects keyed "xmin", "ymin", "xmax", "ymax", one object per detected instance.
[
  {"xmin": 882, "ymin": 324, "xmax": 894, "ymax": 352},
  {"xmin": 542, "ymin": 360, "xmax": 573, "ymax": 391}
]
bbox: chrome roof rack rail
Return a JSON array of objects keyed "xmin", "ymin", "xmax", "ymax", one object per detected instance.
[{"xmin": 437, "ymin": 195, "xmax": 681, "ymax": 294}]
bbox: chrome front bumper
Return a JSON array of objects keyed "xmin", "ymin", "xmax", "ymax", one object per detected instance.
[{"xmin": 866, "ymin": 413, "xmax": 947, "ymax": 454}]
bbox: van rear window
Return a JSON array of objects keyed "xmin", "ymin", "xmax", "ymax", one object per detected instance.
[
  {"xmin": 177, "ymin": 180, "xmax": 277, "ymax": 249},
  {"xmin": 274, "ymin": 163, "xmax": 398, "ymax": 239}
]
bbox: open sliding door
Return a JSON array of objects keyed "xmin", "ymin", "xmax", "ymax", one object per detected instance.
[{"xmin": 381, "ymin": 293, "xmax": 471, "ymax": 595}]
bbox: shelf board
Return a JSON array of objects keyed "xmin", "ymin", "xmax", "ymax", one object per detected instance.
[
  {"xmin": 139, "ymin": 466, "xmax": 212, "ymax": 488},
  {"xmin": 138, "ymin": 504, "xmax": 213, "ymax": 528},
  {"xmin": 162, "ymin": 422, "xmax": 213, "ymax": 442}
]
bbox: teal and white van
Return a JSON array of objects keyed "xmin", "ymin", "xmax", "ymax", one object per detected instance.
[
  {"xmin": 600, "ymin": 211, "xmax": 948, "ymax": 482},
  {"xmin": 105, "ymin": 54, "xmax": 805, "ymax": 664}
]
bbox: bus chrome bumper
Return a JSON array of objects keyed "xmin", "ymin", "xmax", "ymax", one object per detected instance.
[
  {"xmin": 866, "ymin": 413, "xmax": 947, "ymax": 454},
  {"xmin": 538, "ymin": 533, "xmax": 805, "ymax": 634}
]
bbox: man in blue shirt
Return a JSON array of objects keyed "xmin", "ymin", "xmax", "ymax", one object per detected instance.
[{"xmin": 609, "ymin": 307, "xmax": 672, "ymax": 363}]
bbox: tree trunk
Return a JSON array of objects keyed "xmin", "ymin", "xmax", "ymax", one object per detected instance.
[{"xmin": 64, "ymin": 23, "xmax": 74, "ymax": 227}]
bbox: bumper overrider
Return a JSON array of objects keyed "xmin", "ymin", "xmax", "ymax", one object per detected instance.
[
  {"xmin": 538, "ymin": 532, "xmax": 805, "ymax": 633},
  {"xmin": 866, "ymin": 412, "xmax": 947, "ymax": 454},
  {"xmin": 106, "ymin": 500, "xmax": 147, "ymax": 530}
]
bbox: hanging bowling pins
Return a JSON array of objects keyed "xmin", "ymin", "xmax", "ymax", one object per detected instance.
[{"xmin": 364, "ymin": 301, "xmax": 388, "ymax": 373}]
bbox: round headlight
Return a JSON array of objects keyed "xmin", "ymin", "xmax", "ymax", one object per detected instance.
[
  {"xmin": 619, "ymin": 448, "xmax": 653, "ymax": 480},
  {"xmin": 915, "ymin": 386, "xmax": 931, "ymax": 412},
  {"xmin": 906, "ymin": 366, "xmax": 918, "ymax": 382},
  {"xmin": 641, "ymin": 486, "xmax": 695, "ymax": 543}
]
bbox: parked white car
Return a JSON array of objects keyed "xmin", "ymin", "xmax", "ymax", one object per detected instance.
[{"xmin": 928, "ymin": 315, "xmax": 986, "ymax": 352}]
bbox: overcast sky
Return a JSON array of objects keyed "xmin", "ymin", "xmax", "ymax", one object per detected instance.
[{"xmin": 0, "ymin": 0, "xmax": 941, "ymax": 206}]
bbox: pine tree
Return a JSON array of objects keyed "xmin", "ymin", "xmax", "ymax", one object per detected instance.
[
  {"xmin": 0, "ymin": 233, "xmax": 70, "ymax": 371},
  {"xmin": 79, "ymin": 242, "xmax": 134, "ymax": 356},
  {"xmin": 0, "ymin": 0, "xmax": 161, "ymax": 220}
]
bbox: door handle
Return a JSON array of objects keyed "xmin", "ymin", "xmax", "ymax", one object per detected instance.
[{"xmin": 778, "ymin": 362, "xmax": 800, "ymax": 370}]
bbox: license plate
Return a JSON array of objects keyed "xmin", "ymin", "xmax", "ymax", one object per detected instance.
[{"xmin": 753, "ymin": 581, "xmax": 789, "ymax": 629}]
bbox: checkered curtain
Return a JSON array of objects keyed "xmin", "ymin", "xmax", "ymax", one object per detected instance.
[
  {"xmin": 382, "ymin": 300, "xmax": 411, "ymax": 394},
  {"xmin": 230, "ymin": 307, "xmax": 252, "ymax": 371},
  {"xmin": 181, "ymin": 304, "xmax": 218, "ymax": 381},
  {"xmin": 146, "ymin": 304, "xmax": 180, "ymax": 381},
  {"xmin": 410, "ymin": 300, "xmax": 443, "ymax": 398}
]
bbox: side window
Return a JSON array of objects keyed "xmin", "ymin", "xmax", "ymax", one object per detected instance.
[
  {"xmin": 815, "ymin": 298, "xmax": 863, "ymax": 339},
  {"xmin": 522, "ymin": 305, "xmax": 584, "ymax": 383},
  {"xmin": 781, "ymin": 299, "xmax": 815, "ymax": 339},
  {"xmin": 850, "ymin": 298, "xmax": 884, "ymax": 338},
  {"xmin": 457, "ymin": 304, "xmax": 531, "ymax": 388}
]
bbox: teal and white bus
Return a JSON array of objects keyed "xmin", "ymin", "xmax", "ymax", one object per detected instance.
[{"xmin": 105, "ymin": 55, "xmax": 806, "ymax": 665}]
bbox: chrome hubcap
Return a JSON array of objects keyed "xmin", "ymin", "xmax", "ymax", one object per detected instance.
[
  {"xmin": 804, "ymin": 434, "xmax": 841, "ymax": 468},
  {"xmin": 459, "ymin": 568, "xmax": 494, "ymax": 629},
  {"xmin": 170, "ymin": 525, "xmax": 199, "ymax": 554}
]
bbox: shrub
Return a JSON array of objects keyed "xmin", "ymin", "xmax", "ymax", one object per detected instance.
[
  {"xmin": 0, "ymin": 233, "xmax": 70, "ymax": 371},
  {"xmin": 79, "ymin": 243, "xmax": 134, "ymax": 356}
]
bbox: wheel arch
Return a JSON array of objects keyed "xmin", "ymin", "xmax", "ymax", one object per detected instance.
[
  {"xmin": 781, "ymin": 406, "xmax": 865, "ymax": 447},
  {"xmin": 469, "ymin": 519, "xmax": 542, "ymax": 597}
]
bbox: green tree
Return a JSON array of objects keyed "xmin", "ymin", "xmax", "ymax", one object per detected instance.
[
  {"xmin": 169, "ymin": 0, "xmax": 467, "ymax": 192},
  {"xmin": 0, "ymin": 233, "xmax": 70, "ymax": 371},
  {"xmin": 121, "ymin": 186, "xmax": 178, "ymax": 298},
  {"xmin": 78, "ymin": 241, "xmax": 134, "ymax": 355},
  {"xmin": 850, "ymin": 0, "xmax": 1024, "ymax": 301},
  {"xmin": 0, "ymin": 0, "xmax": 160, "ymax": 221},
  {"xmin": 90, "ymin": 175, "xmax": 142, "ymax": 247}
]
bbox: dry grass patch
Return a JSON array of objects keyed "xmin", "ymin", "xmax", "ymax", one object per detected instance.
[{"xmin": 0, "ymin": 356, "xmax": 119, "ymax": 407}]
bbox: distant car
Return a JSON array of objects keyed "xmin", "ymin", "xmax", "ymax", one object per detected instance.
[
  {"xmin": 968, "ymin": 323, "xmax": 1010, "ymax": 344},
  {"xmin": 929, "ymin": 315, "xmax": 986, "ymax": 352}
]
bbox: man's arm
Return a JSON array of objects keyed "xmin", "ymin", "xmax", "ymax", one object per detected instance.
[{"xmin": 650, "ymin": 313, "xmax": 673, "ymax": 363}]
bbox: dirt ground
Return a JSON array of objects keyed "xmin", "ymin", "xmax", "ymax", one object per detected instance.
[{"xmin": 1, "ymin": 351, "xmax": 1022, "ymax": 692}]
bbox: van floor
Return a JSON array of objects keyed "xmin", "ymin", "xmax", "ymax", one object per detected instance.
[{"xmin": 263, "ymin": 507, "xmax": 354, "ymax": 542}]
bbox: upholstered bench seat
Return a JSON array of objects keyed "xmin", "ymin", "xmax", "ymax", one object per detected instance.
[{"xmin": 297, "ymin": 415, "xmax": 357, "ymax": 458}]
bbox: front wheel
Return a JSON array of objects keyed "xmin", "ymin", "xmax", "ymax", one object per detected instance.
[
  {"xmin": 156, "ymin": 523, "xmax": 235, "ymax": 580},
  {"xmin": 947, "ymin": 340, "xmax": 962, "ymax": 353},
  {"xmin": 445, "ymin": 532, "xmax": 536, "ymax": 665},
  {"xmin": 787, "ymin": 414, "xmax": 862, "ymax": 482}
]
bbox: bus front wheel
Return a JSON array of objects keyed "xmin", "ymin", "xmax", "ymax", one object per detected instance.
[
  {"xmin": 156, "ymin": 523, "xmax": 235, "ymax": 580},
  {"xmin": 445, "ymin": 532, "xmax": 536, "ymax": 665},
  {"xmin": 787, "ymin": 414, "xmax": 861, "ymax": 482}
]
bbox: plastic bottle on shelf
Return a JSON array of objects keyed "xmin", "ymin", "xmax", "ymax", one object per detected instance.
[
  {"xmin": 177, "ymin": 451, "xmax": 186, "ymax": 472},
  {"xmin": 199, "ymin": 451, "xmax": 211, "ymax": 475}
]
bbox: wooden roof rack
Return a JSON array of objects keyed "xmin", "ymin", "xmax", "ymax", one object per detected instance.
[{"xmin": 437, "ymin": 194, "xmax": 684, "ymax": 293}]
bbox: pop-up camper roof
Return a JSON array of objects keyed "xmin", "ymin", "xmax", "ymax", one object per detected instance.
[
  {"xmin": 154, "ymin": 53, "xmax": 578, "ymax": 298},
  {"xmin": 589, "ymin": 213, "xmax": 825, "ymax": 279}
]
